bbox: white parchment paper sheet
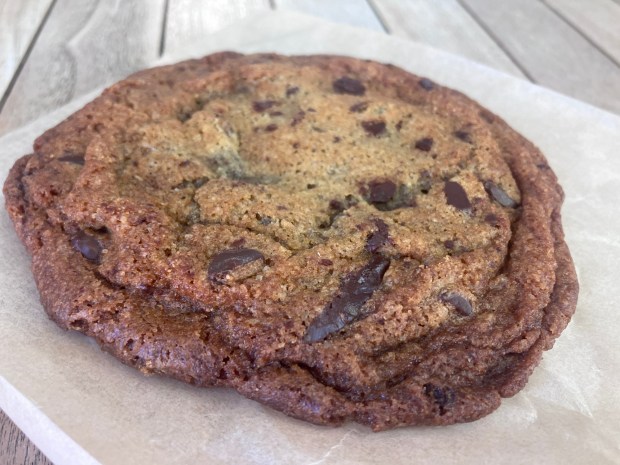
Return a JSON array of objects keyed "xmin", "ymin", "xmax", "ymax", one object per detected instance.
[{"xmin": 1, "ymin": 11, "xmax": 619, "ymax": 465}]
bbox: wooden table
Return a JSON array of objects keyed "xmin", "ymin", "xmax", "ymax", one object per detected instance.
[{"xmin": 1, "ymin": 1, "xmax": 619, "ymax": 463}]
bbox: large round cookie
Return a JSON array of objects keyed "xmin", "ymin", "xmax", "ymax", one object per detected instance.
[{"xmin": 3, "ymin": 53, "xmax": 578, "ymax": 430}]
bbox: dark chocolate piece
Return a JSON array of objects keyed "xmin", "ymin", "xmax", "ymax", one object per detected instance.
[
  {"xmin": 253, "ymin": 100, "xmax": 278, "ymax": 112},
  {"xmin": 304, "ymin": 255, "xmax": 390, "ymax": 343},
  {"xmin": 443, "ymin": 181, "xmax": 471, "ymax": 210},
  {"xmin": 419, "ymin": 78, "xmax": 434, "ymax": 90},
  {"xmin": 361, "ymin": 120, "xmax": 386, "ymax": 136},
  {"xmin": 58, "ymin": 153, "xmax": 85, "ymax": 165},
  {"xmin": 349, "ymin": 101, "xmax": 369, "ymax": 113},
  {"xmin": 414, "ymin": 137, "xmax": 434, "ymax": 152},
  {"xmin": 71, "ymin": 231, "xmax": 102, "ymax": 261},
  {"xmin": 367, "ymin": 180, "xmax": 396, "ymax": 203},
  {"xmin": 454, "ymin": 130, "xmax": 472, "ymax": 143},
  {"xmin": 483, "ymin": 180, "xmax": 518, "ymax": 208},
  {"xmin": 440, "ymin": 291, "xmax": 473, "ymax": 316},
  {"xmin": 366, "ymin": 219, "xmax": 390, "ymax": 253},
  {"xmin": 424, "ymin": 383, "xmax": 456, "ymax": 414},
  {"xmin": 208, "ymin": 248, "xmax": 264, "ymax": 283},
  {"xmin": 333, "ymin": 77, "xmax": 366, "ymax": 96}
]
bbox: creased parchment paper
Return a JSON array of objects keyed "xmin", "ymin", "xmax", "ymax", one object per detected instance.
[{"xmin": 1, "ymin": 11, "xmax": 619, "ymax": 465}]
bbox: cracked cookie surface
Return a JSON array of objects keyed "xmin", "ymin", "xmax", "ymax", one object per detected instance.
[{"xmin": 3, "ymin": 53, "xmax": 578, "ymax": 430}]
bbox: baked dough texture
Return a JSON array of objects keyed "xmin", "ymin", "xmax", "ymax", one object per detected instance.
[{"xmin": 3, "ymin": 53, "xmax": 578, "ymax": 430}]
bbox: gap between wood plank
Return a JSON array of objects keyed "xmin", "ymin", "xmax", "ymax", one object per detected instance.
[
  {"xmin": 541, "ymin": 0, "xmax": 620, "ymax": 68},
  {"xmin": 159, "ymin": 0, "xmax": 170, "ymax": 56},
  {"xmin": 0, "ymin": 0, "xmax": 58, "ymax": 114},
  {"xmin": 365, "ymin": 0, "xmax": 390, "ymax": 33},
  {"xmin": 455, "ymin": 0, "xmax": 536, "ymax": 82}
]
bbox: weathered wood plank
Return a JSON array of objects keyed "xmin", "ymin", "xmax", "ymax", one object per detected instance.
[
  {"xmin": 544, "ymin": 0, "xmax": 620, "ymax": 65},
  {"xmin": 0, "ymin": 0, "xmax": 166, "ymax": 136},
  {"xmin": 371, "ymin": 0, "xmax": 526, "ymax": 77},
  {"xmin": 165, "ymin": 0, "xmax": 271, "ymax": 57},
  {"xmin": 460, "ymin": 0, "xmax": 620, "ymax": 114},
  {"xmin": 0, "ymin": 410, "xmax": 52, "ymax": 465},
  {"xmin": 0, "ymin": 0, "xmax": 54, "ymax": 101},
  {"xmin": 274, "ymin": 0, "xmax": 385, "ymax": 31}
]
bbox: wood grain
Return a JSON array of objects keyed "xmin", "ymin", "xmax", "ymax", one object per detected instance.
[
  {"xmin": 0, "ymin": 0, "xmax": 54, "ymax": 101},
  {"xmin": 274, "ymin": 0, "xmax": 385, "ymax": 31},
  {"xmin": 165, "ymin": 0, "xmax": 271, "ymax": 57},
  {"xmin": 371, "ymin": 0, "xmax": 526, "ymax": 77},
  {"xmin": 0, "ymin": 0, "xmax": 166, "ymax": 136},
  {"xmin": 544, "ymin": 0, "xmax": 620, "ymax": 65},
  {"xmin": 0, "ymin": 410, "xmax": 52, "ymax": 465},
  {"xmin": 460, "ymin": 0, "xmax": 620, "ymax": 114}
]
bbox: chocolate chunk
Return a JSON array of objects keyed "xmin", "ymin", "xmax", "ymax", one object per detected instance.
[
  {"xmin": 484, "ymin": 213, "xmax": 500, "ymax": 227},
  {"xmin": 252, "ymin": 100, "xmax": 277, "ymax": 112},
  {"xmin": 291, "ymin": 110, "xmax": 306, "ymax": 127},
  {"xmin": 361, "ymin": 120, "xmax": 386, "ymax": 136},
  {"xmin": 306, "ymin": 183, "xmax": 317, "ymax": 189},
  {"xmin": 367, "ymin": 179, "xmax": 396, "ymax": 203},
  {"xmin": 454, "ymin": 130, "xmax": 472, "ymax": 143},
  {"xmin": 443, "ymin": 181, "xmax": 471, "ymax": 210},
  {"xmin": 329, "ymin": 199, "xmax": 344, "ymax": 211},
  {"xmin": 304, "ymin": 255, "xmax": 390, "ymax": 343},
  {"xmin": 333, "ymin": 77, "xmax": 366, "ymax": 96},
  {"xmin": 483, "ymin": 180, "xmax": 518, "ymax": 208},
  {"xmin": 419, "ymin": 78, "xmax": 434, "ymax": 91},
  {"xmin": 423, "ymin": 383, "xmax": 456, "ymax": 414},
  {"xmin": 444, "ymin": 240, "xmax": 455, "ymax": 250},
  {"xmin": 208, "ymin": 248, "xmax": 264, "ymax": 283},
  {"xmin": 265, "ymin": 124, "xmax": 278, "ymax": 132},
  {"xmin": 414, "ymin": 137, "xmax": 433, "ymax": 152},
  {"xmin": 366, "ymin": 219, "xmax": 390, "ymax": 253},
  {"xmin": 286, "ymin": 86, "xmax": 299, "ymax": 97},
  {"xmin": 440, "ymin": 291, "xmax": 473, "ymax": 316},
  {"xmin": 230, "ymin": 238, "xmax": 246, "ymax": 248},
  {"xmin": 58, "ymin": 153, "xmax": 85, "ymax": 165},
  {"xmin": 319, "ymin": 259, "xmax": 333, "ymax": 266},
  {"xmin": 349, "ymin": 101, "xmax": 368, "ymax": 113},
  {"xmin": 72, "ymin": 231, "xmax": 102, "ymax": 261}
]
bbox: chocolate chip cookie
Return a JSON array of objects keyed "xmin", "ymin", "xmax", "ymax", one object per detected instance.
[{"xmin": 3, "ymin": 53, "xmax": 578, "ymax": 430}]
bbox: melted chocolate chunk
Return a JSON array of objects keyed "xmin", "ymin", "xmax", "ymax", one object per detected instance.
[
  {"xmin": 440, "ymin": 291, "xmax": 473, "ymax": 316},
  {"xmin": 361, "ymin": 120, "xmax": 386, "ymax": 136},
  {"xmin": 333, "ymin": 77, "xmax": 366, "ymax": 96},
  {"xmin": 483, "ymin": 180, "xmax": 518, "ymax": 208},
  {"xmin": 319, "ymin": 259, "xmax": 333, "ymax": 266},
  {"xmin": 414, "ymin": 137, "xmax": 434, "ymax": 152},
  {"xmin": 304, "ymin": 255, "xmax": 390, "ymax": 343},
  {"xmin": 265, "ymin": 124, "xmax": 278, "ymax": 132},
  {"xmin": 71, "ymin": 231, "xmax": 102, "ymax": 261},
  {"xmin": 444, "ymin": 181, "xmax": 471, "ymax": 210},
  {"xmin": 423, "ymin": 383, "xmax": 456, "ymax": 414},
  {"xmin": 58, "ymin": 153, "xmax": 85, "ymax": 165},
  {"xmin": 349, "ymin": 101, "xmax": 369, "ymax": 113},
  {"xmin": 252, "ymin": 100, "xmax": 278, "ymax": 112},
  {"xmin": 367, "ymin": 179, "xmax": 396, "ymax": 203},
  {"xmin": 306, "ymin": 183, "xmax": 317, "ymax": 189},
  {"xmin": 419, "ymin": 78, "xmax": 434, "ymax": 91},
  {"xmin": 366, "ymin": 219, "xmax": 390, "ymax": 253},
  {"xmin": 285, "ymin": 86, "xmax": 299, "ymax": 97},
  {"xmin": 208, "ymin": 248, "xmax": 264, "ymax": 283},
  {"xmin": 454, "ymin": 130, "xmax": 472, "ymax": 143}
]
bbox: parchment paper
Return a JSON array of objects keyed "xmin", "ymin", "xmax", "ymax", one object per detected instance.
[{"xmin": 1, "ymin": 11, "xmax": 619, "ymax": 465}]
